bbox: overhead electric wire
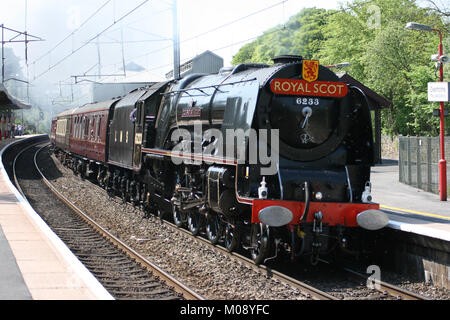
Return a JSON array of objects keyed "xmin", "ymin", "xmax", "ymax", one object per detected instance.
[
  {"xmin": 32, "ymin": 0, "xmax": 150, "ymax": 82},
  {"xmin": 64, "ymin": 23, "xmax": 284, "ymax": 103},
  {"xmin": 30, "ymin": 0, "xmax": 113, "ymax": 65},
  {"xmin": 43, "ymin": 0, "xmax": 288, "ymax": 102},
  {"xmin": 102, "ymin": 0, "xmax": 288, "ymax": 73},
  {"xmin": 143, "ymin": 25, "xmax": 285, "ymax": 74},
  {"xmin": 181, "ymin": 0, "xmax": 287, "ymax": 43}
]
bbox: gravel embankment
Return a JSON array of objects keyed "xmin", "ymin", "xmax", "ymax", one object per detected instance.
[
  {"xmin": 44, "ymin": 154, "xmax": 307, "ymax": 300},
  {"xmin": 41, "ymin": 150, "xmax": 450, "ymax": 300}
]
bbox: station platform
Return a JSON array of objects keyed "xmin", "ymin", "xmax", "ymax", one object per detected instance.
[
  {"xmin": 371, "ymin": 160, "xmax": 450, "ymax": 242},
  {"xmin": 0, "ymin": 137, "xmax": 113, "ymax": 300}
]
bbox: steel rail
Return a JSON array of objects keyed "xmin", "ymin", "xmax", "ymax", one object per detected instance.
[
  {"xmin": 32, "ymin": 143, "xmax": 204, "ymax": 301},
  {"xmin": 44, "ymin": 143, "xmax": 429, "ymax": 301},
  {"xmin": 12, "ymin": 142, "xmax": 39, "ymax": 197},
  {"xmin": 162, "ymin": 219, "xmax": 338, "ymax": 300},
  {"xmin": 317, "ymin": 258, "xmax": 430, "ymax": 300},
  {"xmin": 341, "ymin": 266, "xmax": 430, "ymax": 300},
  {"xmin": 57, "ymin": 157, "xmax": 337, "ymax": 300}
]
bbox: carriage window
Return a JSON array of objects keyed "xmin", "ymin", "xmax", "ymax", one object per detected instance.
[
  {"xmin": 77, "ymin": 117, "xmax": 81, "ymax": 139},
  {"xmin": 81, "ymin": 117, "xmax": 85, "ymax": 139},
  {"xmin": 96, "ymin": 117, "xmax": 101, "ymax": 141},
  {"xmin": 75, "ymin": 117, "xmax": 79, "ymax": 138},
  {"xmin": 93, "ymin": 116, "xmax": 96, "ymax": 140},
  {"xmin": 84, "ymin": 117, "xmax": 90, "ymax": 138},
  {"xmin": 79, "ymin": 117, "xmax": 82, "ymax": 139}
]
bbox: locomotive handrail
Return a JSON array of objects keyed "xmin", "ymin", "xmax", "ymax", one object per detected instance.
[
  {"xmin": 300, "ymin": 181, "xmax": 310, "ymax": 222},
  {"xmin": 161, "ymin": 78, "xmax": 257, "ymax": 97}
]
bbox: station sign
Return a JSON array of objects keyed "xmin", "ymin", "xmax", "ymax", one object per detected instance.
[
  {"xmin": 428, "ymin": 82, "xmax": 450, "ymax": 102},
  {"xmin": 270, "ymin": 78, "xmax": 348, "ymax": 98}
]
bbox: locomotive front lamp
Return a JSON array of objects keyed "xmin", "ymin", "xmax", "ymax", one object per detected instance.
[{"xmin": 406, "ymin": 21, "xmax": 447, "ymax": 201}]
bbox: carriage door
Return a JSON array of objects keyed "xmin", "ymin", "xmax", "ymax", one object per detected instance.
[{"xmin": 133, "ymin": 101, "xmax": 144, "ymax": 170}]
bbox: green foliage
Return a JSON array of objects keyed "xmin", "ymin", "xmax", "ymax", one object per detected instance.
[
  {"xmin": 231, "ymin": 7, "xmax": 332, "ymax": 65},
  {"xmin": 0, "ymin": 47, "xmax": 24, "ymax": 80},
  {"xmin": 231, "ymin": 0, "xmax": 450, "ymax": 137}
]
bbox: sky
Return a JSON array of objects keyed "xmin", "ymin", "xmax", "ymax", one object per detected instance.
[{"xmin": 0, "ymin": 0, "xmax": 343, "ymax": 106}]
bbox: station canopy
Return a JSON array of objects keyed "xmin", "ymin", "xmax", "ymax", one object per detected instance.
[
  {"xmin": 0, "ymin": 83, "xmax": 31, "ymax": 111},
  {"xmin": 336, "ymin": 72, "xmax": 391, "ymax": 164}
]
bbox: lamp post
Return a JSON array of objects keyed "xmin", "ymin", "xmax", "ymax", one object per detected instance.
[
  {"xmin": 325, "ymin": 62, "xmax": 351, "ymax": 69},
  {"xmin": 406, "ymin": 22, "xmax": 447, "ymax": 201}
]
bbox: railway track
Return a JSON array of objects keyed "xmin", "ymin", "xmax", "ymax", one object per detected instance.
[
  {"xmin": 43, "ymin": 145, "xmax": 339, "ymax": 300},
  {"xmin": 45, "ymin": 141, "xmax": 431, "ymax": 301},
  {"xmin": 86, "ymin": 173, "xmax": 426, "ymax": 301},
  {"xmin": 340, "ymin": 265, "xmax": 429, "ymax": 300},
  {"xmin": 9, "ymin": 138, "xmax": 431, "ymax": 301},
  {"xmin": 153, "ymin": 218, "xmax": 338, "ymax": 300},
  {"xmin": 10, "ymin": 139, "xmax": 203, "ymax": 300},
  {"xmin": 149, "ymin": 217, "xmax": 429, "ymax": 300}
]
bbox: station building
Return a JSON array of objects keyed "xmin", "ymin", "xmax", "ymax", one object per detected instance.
[{"xmin": 0, "ymin": 84, "xmax": 31, "ymax": 139}]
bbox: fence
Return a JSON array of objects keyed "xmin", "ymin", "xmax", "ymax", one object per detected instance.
[{"xmin": 398, "ymin": 136, "xmax": 450, "ymax": 195}]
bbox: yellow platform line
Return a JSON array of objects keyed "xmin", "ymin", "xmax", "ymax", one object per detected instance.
[{"xmin": 381, "ymin": 205, "xmax": 450, "ymax": 221}]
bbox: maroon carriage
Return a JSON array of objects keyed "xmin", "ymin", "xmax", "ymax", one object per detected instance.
[{"xmin": 69, "ymin": 99, "xmax": 119, "ymax": 163}]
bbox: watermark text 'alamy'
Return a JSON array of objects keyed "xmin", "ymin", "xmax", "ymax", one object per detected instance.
[{"xmin": 170, "ymin": 121, "xmax": 279, "ymax": 176}]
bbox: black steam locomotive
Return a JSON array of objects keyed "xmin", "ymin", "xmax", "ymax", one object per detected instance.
[{"xmin": 51, "ymin": 55, "xmax": 388, "ymax": 264}]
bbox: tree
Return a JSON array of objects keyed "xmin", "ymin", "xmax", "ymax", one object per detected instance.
[
  {"xmin": 0, "ymin": 47, "xmax": 24, "ymax": 81},
  {"xmin": 231, "ymin": 0, "xmax": 449, "ymax": 137},
  {"xmin": 361, "ymin": 20, "xmax": 437, "ymax": 135},
  {"xmin": 232, "ymin": 7, "xmax": 331, "ymax": 65},
  {"xmin": 423, "ymin": 0, "xmax": 450, "ymax": 17}
]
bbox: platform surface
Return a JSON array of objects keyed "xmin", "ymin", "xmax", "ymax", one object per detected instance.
[
  {"xmin": 0, "ymin": 137, "xmax": 113, "ymax": 300},
  {"xmin": 371, "ymin": 160, "xmax": 450, "ymax": 241},
  {"xmin": 0, "ymin": 225, "xmax": 31, "ymax": 299}
]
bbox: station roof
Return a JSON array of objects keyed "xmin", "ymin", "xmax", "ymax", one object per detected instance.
[{"xmin": 0, "ymin": 84, "xmax": 31, "ymax": 111}]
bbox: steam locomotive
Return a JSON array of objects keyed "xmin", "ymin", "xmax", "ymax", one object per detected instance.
[{"xmin": 51, "ymin": 55, "xmax": 388, "ymax": 264}]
